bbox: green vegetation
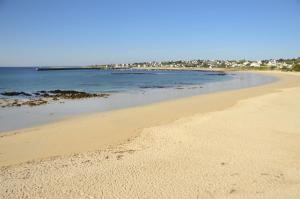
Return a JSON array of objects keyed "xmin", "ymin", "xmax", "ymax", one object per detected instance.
[
  {"xmin": 293, "ymin": 64, "xmax": 300, "ymax": 71},
  {"xmin": 276, "ymin": 57, "xmax": 300, "ymax": 72}
]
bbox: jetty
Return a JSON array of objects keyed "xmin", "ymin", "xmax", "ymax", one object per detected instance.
[{"xmin": 35, "ymin": 67, "xmax": 96, "ymax": 71}]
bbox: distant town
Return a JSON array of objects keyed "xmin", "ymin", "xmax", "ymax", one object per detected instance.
[{"xmin": 87, "ymin": 57, "xmax": 300, "ymax": 71}]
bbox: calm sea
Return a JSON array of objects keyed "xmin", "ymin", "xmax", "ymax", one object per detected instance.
[
  {"xmin": 0, "ymin": 67, "xmax": 277, "ymax": 132},
  {"xmin": 0, "ymin": 67, "xmax": 232, "ymax": 94}
]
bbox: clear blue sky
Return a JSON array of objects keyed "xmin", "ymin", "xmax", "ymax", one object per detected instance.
[{"xmin": 0, "ymin": 0, "xmax": 299, "ymax": 66}]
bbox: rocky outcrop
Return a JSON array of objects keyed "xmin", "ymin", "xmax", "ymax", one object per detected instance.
[
  {"xmin": 34, "ymin": 90, "xmax": 109, "ymax": 99},
  {"xmin": 1, "ymin": 91, "xmax": 32, "ymax": 97},
  {"xmin": 0, "ymin": 90, "xmax": 110, "ymax": 108}
]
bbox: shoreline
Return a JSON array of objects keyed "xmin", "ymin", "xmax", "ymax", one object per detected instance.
[
  {"xmin": 0, "ymin": 71, "xmax": 299, "ymax": 167},
  {"xmin": 0, "ymin": 72, "xmax": 275, "ymax": 132},
  {"xmin": 1, "ymin": 71, "xmax": 300, "ymax": 198}
]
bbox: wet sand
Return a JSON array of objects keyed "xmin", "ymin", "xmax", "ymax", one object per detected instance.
[{"xmin": 1, "ymin": 71, "xmax": 300, "ymax": 198}]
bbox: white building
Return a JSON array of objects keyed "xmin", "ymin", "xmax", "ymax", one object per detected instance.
[
  {"xmin": 267, "ymin": 60, "xmax": 277, "ymax": 67},
  {"xmin": 250, "ymin": 61, "xmax": 261, "ymax": 67},
  {"xmin": 243, "ymin": 61, "xmax": 250, "ymax": 66}
]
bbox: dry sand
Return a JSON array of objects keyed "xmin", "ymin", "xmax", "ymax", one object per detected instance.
[{"xmin": 1, "ymin": 71, "xmax": 300, "ymax": 198}]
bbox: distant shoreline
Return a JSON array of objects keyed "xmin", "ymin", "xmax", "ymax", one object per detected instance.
[
  {"xmin": 35, "ymin": 66, "xmax": 226, "ymax": 72},
  {"xmin": 34, "ymin": 66, "xmax": 300, "ymax": 73}
]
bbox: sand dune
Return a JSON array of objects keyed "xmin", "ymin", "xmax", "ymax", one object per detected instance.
[{"xmin": 1, "ymin": 72, "xmax": 300, "ymax": 198}]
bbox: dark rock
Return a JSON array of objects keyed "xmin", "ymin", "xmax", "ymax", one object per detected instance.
[
  {"xmin": 34, "ymin": 90, "xmax": 109, "ymax": 100},
  {"xmin": 1, "ymin": 91, "xmax": 31, "ymax": 97},
  {"xmin": 41, "ymin": 93, "xmax": 50, "ymax": 97},
  {"xmin": 1, "ymin": 90, "xmax": 110, "ymax": 108}
]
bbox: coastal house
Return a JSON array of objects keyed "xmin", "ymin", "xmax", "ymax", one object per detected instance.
[
  {"xmin": 250, "ymin": 62, "xmax": 261, "ymax": 67},
  {"xmin": 267, "ymin": 60, "xmax": 277, "ymax": 67},
  {"xmin": 231, "ymin": 63, "xmax": 238, "ymax": 68},
  {"xmin": 276, "ymin": 62, "xmax": 292, "ymax": 69},
  {"xmin": 243, "ymin": 61, "xmax": 250, "ymax": 66}
]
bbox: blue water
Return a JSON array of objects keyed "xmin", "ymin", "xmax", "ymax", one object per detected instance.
[
  {"xmin": 0, "ymin": 67, "xmax": 232, "ymax": 95},
  {"xmin": 0, "ymin": 67, "xmax": 277, "ymax": 132}
]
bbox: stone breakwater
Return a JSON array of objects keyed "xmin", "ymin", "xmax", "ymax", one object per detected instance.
[{"xmin": 0, "ymin": 90, "xmax": 110, "ymax": 108}]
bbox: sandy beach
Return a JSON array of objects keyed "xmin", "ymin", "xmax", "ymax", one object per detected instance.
[{"xmin": 1, "ymin": 71, "xmax": 300, "ymax": 198}]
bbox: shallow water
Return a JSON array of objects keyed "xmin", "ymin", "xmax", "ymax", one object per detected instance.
[{"xmin": 0, "ymin": 69, "xmax": 276, "ymax": 132}]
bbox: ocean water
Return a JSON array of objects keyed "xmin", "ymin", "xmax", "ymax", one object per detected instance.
[
  {"xmin": 0, "ymin": 67, "xmax": 232, "ymax": 94},
  {"xmin": 0, "ymin": 67, "xmax": 277, "ymax": 132}
]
